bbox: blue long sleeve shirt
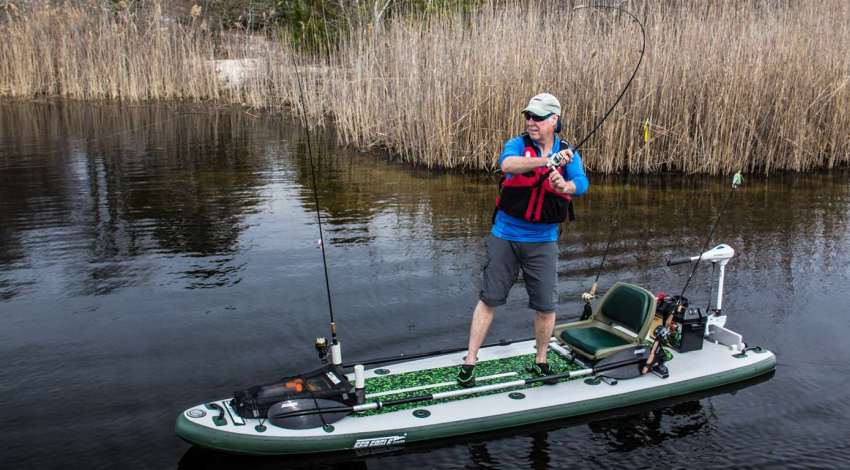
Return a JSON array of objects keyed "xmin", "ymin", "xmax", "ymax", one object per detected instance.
[{"xmin": 491, "ymin": 135, "xmax": 589, "ymax": 242}]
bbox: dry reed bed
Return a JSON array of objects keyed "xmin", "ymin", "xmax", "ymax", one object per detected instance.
[
  {"xmin": 1, "ymin": 1, "xmax": 849, "ymax": 174},
  {"xmin": 325, "ymin": 1, "xmax": 850, "ymax": 174},
  {"xmin": 0, "ymin": 1, "xmax": 294, "ymax": 105}
]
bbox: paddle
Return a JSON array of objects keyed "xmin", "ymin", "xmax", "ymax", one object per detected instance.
[{"xmin": 268, "ymin": 346, "xmax": 648, "ymax": 429}]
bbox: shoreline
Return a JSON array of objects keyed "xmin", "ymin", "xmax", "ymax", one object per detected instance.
[{"xmin": 2, "ymin": 95, "xmax": 849, "ymax": 178}]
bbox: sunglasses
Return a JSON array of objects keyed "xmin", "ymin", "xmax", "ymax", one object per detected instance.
[{"xmin": 524, "ymin": 112, "xmax": 553, "ymax": 122}]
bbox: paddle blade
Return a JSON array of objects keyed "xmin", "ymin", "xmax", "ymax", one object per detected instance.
[
  {"xmin": 267, "ymin": 398, "xmax": 351, "ymax": 429},
  {"xmin": 593, "ymin": 346, "xmax": 649, "ymax": 380}
]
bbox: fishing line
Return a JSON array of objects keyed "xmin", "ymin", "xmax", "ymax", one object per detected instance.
[{"xmin": 290, "ymin": 54, "xmax": 338, "ymax": 343}]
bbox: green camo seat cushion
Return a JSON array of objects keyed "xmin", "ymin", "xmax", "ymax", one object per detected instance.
[{"xmin": 560, "ymin": 327, "xmax": 631, "ymax": 355}]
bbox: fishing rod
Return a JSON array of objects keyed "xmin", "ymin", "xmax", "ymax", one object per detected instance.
[
  {"xmin": 532, "ymin": 4, "xmax": 644, "ymax": 169},
  {"xmin": 673, "ymin": 172, "xmax": 744, "ymax": 300},
  {"xmin": 290, "ymin": 55, "xmax": 342, "ymax": 365},
  {"xmin": 560, "ymin": 5, "xmax": 643, "ymax": 315},
  {"xmin": 642, "ymin": 172, "xmax": 744, "ymax": 374},
  {"xmin": 580, "ymin": 219, "xmax": 616, "ymax": 320}
]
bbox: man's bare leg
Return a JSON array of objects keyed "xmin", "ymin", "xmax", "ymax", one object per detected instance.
[
  {"xmin": 534, "ymin": 311, "xmax": 556, "ymax": 363},
  {"xmin": 464, "ymin": 300, "xmax": 497, "ymax": 366}
]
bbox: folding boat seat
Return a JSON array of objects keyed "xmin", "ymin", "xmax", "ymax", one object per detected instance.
[{"xmin": 554, "ymin": 282, "xmax": 656, "ymax": 362}]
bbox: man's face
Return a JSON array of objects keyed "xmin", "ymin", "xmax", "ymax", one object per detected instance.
[{"xmin": 524, "ymin": 112, "xmax": 557, "ymax": 141}]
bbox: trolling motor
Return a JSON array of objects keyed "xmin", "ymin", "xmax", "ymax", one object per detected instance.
[
  {"xmin": 643, "ymin": 244, "xmax": 738, "ymax": 378},
  {"xmin": 666, "ymin": 244, "xmax": 735, "ymax": 332}
]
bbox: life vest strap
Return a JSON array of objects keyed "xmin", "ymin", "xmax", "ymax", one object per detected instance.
[{"xmin": 493, "ymin": 133, "xmax": 576, "ymax": 225}]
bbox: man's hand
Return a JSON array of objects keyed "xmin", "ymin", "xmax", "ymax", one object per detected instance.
[{"xmin": 549, "ymin": 170, "xmax": 573, "ymax": 194}]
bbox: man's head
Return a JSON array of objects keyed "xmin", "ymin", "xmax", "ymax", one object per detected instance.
[{"xmin": 522, "ymin": 93, "xmax": 561, "ymax": 140}]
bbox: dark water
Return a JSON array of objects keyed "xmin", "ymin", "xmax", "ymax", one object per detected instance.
[{"xmin": 2, "ymin": 100, "xmax": 849, "ymax": 470}]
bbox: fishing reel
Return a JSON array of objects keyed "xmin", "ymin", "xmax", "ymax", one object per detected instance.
[
  {"xmin": 656, "ymin": 293, "xmax": 688, "ymax": 321},
  {"xmin": 315, "ymin": 337, "xmax": 329, "ymax": 363},
  {"xmin": 653, "ymin": 293, "xmax": 688, "ymax": 345},
  {"xmin": 546, "ymin": 152, "xmax": 567, "ymax": 169}
]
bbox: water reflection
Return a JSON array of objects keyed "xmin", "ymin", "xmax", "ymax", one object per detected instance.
[
  {"xmin": 588, "ymin": 401, "xmax": 709, "ymax": 452},
  {"xmin": 289, "ymin": 137, "xmax": 497, "ymax": 246},
  {"xmin": 4, "ymin": 100, "xmax": 847, "ymax": 303},
  {"xmin": 0, "ymin": 101, "xmax": 291, "ymax": 297}
]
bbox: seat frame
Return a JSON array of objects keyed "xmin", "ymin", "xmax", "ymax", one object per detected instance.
[{"xmin": 554, "ymin": 282, "xmax": 657, "ymax": 362}]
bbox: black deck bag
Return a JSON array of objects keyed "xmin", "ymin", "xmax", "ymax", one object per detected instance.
[{"xmin": 231, "ymin": 364, "xmax": 355, "ymax": 418}]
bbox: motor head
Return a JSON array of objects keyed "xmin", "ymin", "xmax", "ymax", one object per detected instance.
[
  {"xmin": 701, "ymin": 244, "xmax": 735, "ymax": 263},
  {"xmin": 667, "ymin": 244, "xmax": 735, "ymax": 266}
]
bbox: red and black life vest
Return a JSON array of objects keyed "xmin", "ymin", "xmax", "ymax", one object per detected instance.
[{"xmin": 493, "ymin": 134, "xmax": 576, "ymax": 224}]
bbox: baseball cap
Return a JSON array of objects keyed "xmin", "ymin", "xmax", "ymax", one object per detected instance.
[{"xmin": 522, "ymin": 93, "xmax": 561, "ymax": 116}]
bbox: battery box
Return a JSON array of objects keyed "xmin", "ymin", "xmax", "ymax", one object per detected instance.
[{"xmin": 672, "ymin": 307, "xmax": 706, "ymax": 353}]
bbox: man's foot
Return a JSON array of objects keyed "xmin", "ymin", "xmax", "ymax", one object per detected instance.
[
  {"xmin": 527, "ymin": 362, "xmax": 558, "ymax": 385},
  {"xmin": 651, "ymin": 362, "xmax": 669, "ymax": 379},
  {"xmin": 457, "ymin": 364, "xmax": 476, "ymax": 388}
]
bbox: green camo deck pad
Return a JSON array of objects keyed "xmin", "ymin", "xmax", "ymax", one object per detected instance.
[
  {"xmin": 357, "ymin": 351, "xmax": 581, "ymax": 416},
  {"xmin": 357, "ymin": 345, "xmax": 673, "ymax": 416}
]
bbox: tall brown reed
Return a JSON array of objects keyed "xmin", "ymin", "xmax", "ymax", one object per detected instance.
[
  {"xmin": 1, "ymin": 1, "xmax": 848, "ymax": 174},
  {"xmin": 0, "ymin": 0, "xmax": 284, "ymax": 103},
  {"xmin": 324, "ymin": 1, "xmax": 850, "ymax": 174}
]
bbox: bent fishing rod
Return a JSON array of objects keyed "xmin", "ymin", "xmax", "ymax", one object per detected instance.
[
  {"xmin": 568, "ymin": 4, "xmax": 646, "ymax": 154},
  {"xmin": 563, "ymin": 5, "xmax": 645, "ymax": 311}
]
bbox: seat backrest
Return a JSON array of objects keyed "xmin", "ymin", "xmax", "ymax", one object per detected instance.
[{"xmin": 596, "ymin": 282, "xmax": 655, "ymax": 338}]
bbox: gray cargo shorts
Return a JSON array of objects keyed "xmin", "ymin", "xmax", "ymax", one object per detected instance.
[{"xmin": 479, "ymin": 234, "xmax": 559, "ymax": 312}]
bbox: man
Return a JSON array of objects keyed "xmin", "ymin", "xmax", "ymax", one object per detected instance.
[{"xmin": 458, "ymin": 92, "xmax": 589, "ymax": 387}]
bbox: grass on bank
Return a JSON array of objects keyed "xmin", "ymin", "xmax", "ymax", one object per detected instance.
[{"xmin": 1, "ymin": 0, "xmax": 848, "ymax": 175}]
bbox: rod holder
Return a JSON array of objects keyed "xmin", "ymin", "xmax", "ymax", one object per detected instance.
[
  {"xmin": 331, "ymin": 342, "xmax": 342, "ymax": 365},
  {"xmin": 354, "ymin": 364, "xmax": 365, "ymax": 389},
  {"xmin": 354, "ymin": 364, "xmax": 365, "ymax": 404}
]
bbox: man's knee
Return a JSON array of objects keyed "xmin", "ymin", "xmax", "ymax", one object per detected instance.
[
  {"xmin": 476, "ymin": 299, "xmax": 499, "ymax": 313},
  {"xmin": 479, "ymin": 294, "xmax": 506, "ymax": 309}
]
